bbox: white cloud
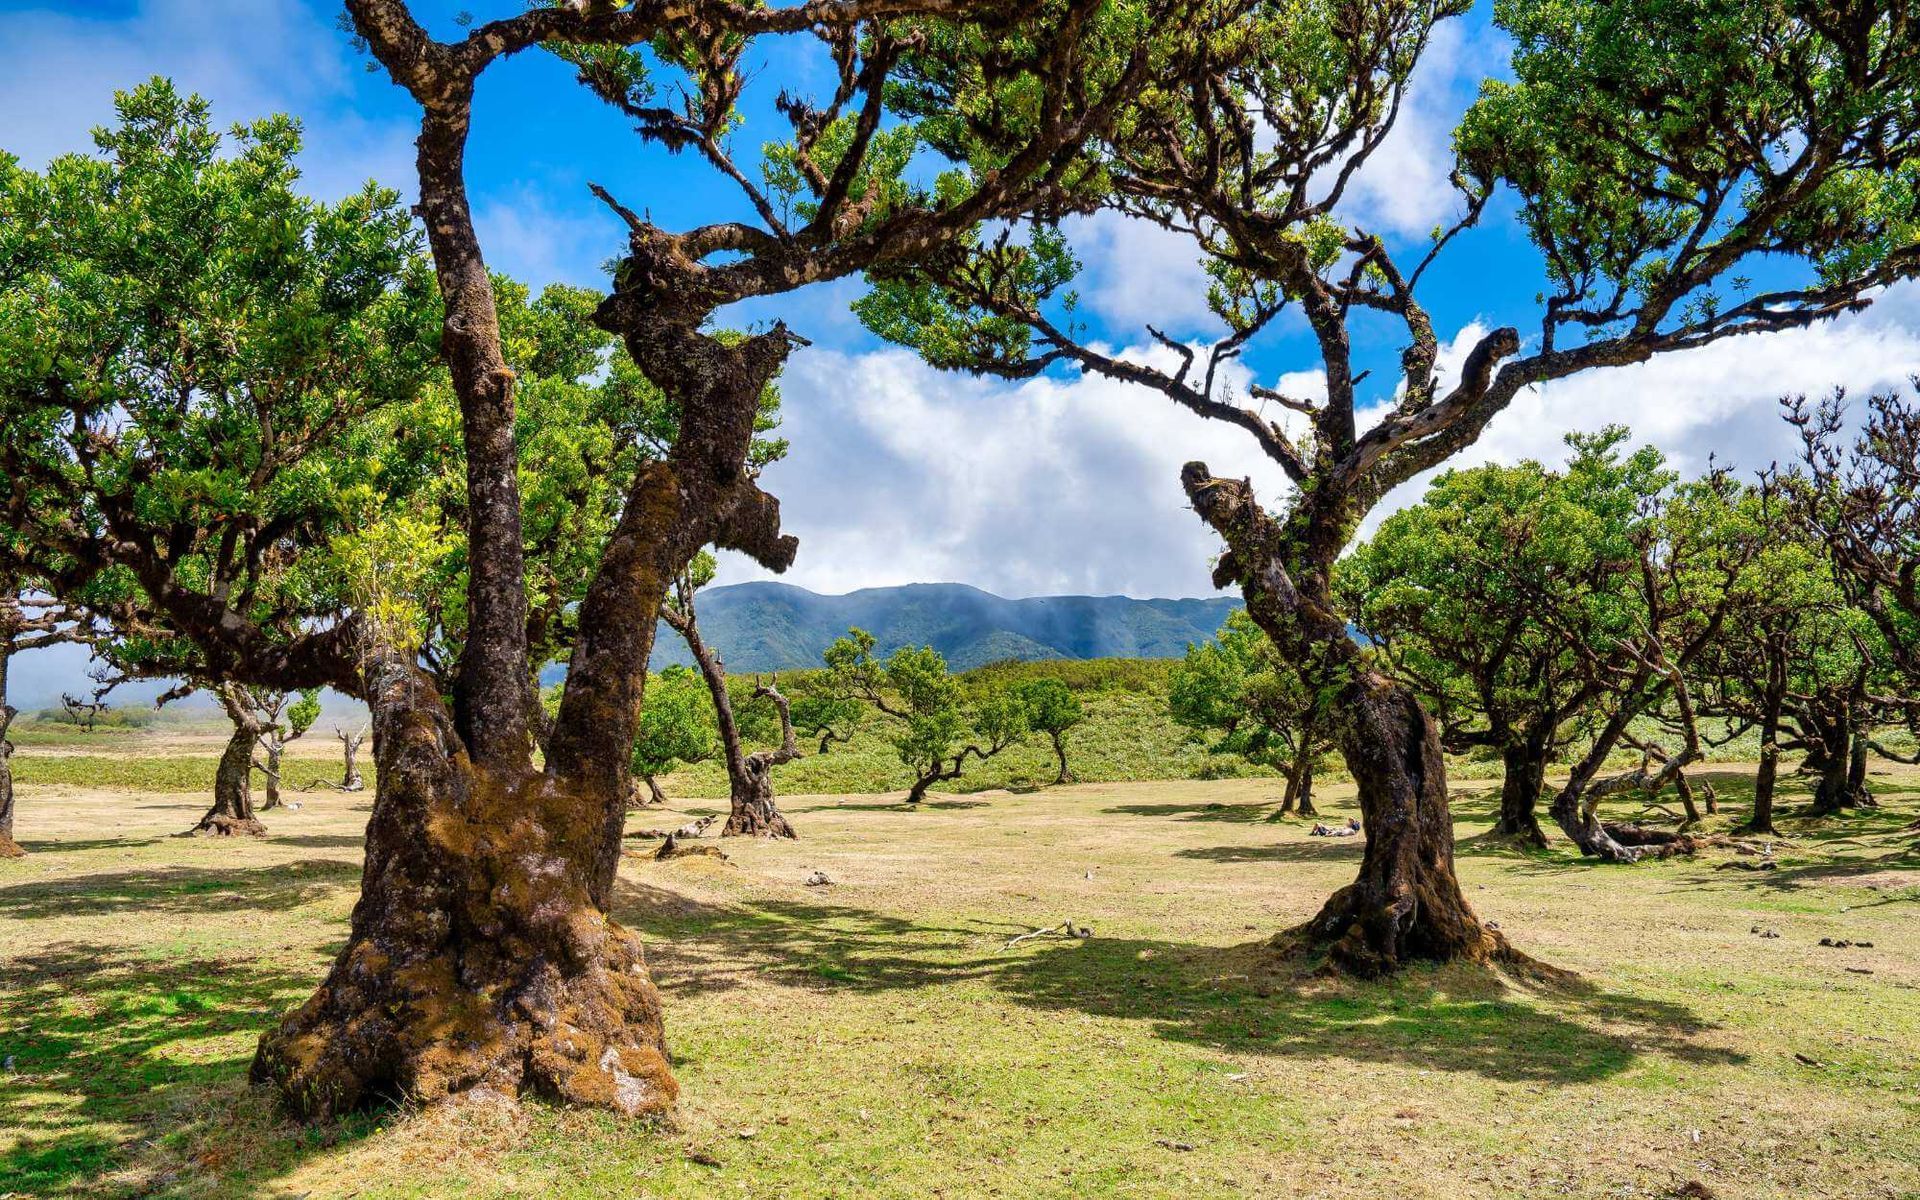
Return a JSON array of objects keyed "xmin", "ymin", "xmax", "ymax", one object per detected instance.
[
  {"xmin": 1360, "ymin": 283, "xmax": 1920, "ymax": 530},
  {"xmin": 1063, "ymin": 210, "xmax": 1221, "ymax": 339},
  {"xmin": 1339, "ymin": 19, "xmax": 1506, "ymax": 240},
  {"xmin": 474, "ymin": 185, "xmax": 628, "ymax": 292},
  {"xmin": 714, "ymin": 343, "xmax": 1299, "ymax": 598}
]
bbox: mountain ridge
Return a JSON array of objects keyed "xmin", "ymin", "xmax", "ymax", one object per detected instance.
[{"xmin": 650, "ymin": 580, "xmax": 1242, "ymax": 672}]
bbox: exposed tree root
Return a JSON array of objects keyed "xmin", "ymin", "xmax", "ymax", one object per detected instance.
[{"xmin": 179, "ymin": 813, "xmax": 269, "ymax": 838}]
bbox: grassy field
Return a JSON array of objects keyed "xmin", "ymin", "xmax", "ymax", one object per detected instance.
[{"xmin": 2, "ymin": 752, "xmax": 1916, "ymax": 1199}]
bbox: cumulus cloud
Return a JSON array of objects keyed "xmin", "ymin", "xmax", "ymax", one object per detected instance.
[
  {"xmin": 713, "ymin": 343, "xmax": 1299, "ymax": 599},
  {"xmin": 474, "ymin": 185, "xmax": 628, "ymax": 292},
  {"xmin": 723, "ymin": 282, "xmax": 1920, "ymax": 599},
  {"xmin": 1358, "ymin": 282, "xmax": 1920, "ymax": 532},
  {"xmin": 1062, "ymin": 210, "xmax": 1221, "ymax": 339},
  {"xmin": 1338, "ymin": 18, "xmax": 1507, "ymax": 241}
]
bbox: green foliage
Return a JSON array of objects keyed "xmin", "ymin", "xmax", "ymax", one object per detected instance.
[
  {"xmin": 0, "ymin": 78, "xmax": 441, "ymax": 672},
  {"xmin": 1012, "ymin": 677, "xmax": 1083, "ymax": 740},
  {"xmin": 1458, "ymin": 0, "xmax": 1920, "ymax": 304},
  {"xmin": 820, "ymin": 628, "xmax": 1033, "ymax": 788},
  {"xmin": 284, "ymin": 690, "xmax": 323, "ymax": 740},
  {"xmin": 1337, "ymin": 428, "xmax": 1668, "ymax": 751},
  {"xmin": 630, "ymin": 665, "xmax": 718, "ymax": 777},
  {"xmin": 1168, "ymin": 611, "xmax": 1330, "ymax": 771}
]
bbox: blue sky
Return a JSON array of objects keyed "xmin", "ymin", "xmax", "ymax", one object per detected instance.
[{"xmin": 5, "ymin": 0, "xmax": 1920, "ymax": 704}]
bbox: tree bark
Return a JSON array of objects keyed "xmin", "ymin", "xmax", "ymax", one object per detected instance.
[
  {"xmin": 1495, "ymin": 734, "xmax": 1550, "ymax": 847},
  {"xmin": 1296, "ymin": 672, "xmax": 1511, "ymax": 975},
  {"xmin": 1049, "ymin": 731, "xmax": 1072, "ymax": 785},
  {"xmin": 1740, "ymin": 651, "xmax": 1785, "ymax": 836},
  {"xmin": 636, "ymin": 773, "xmax": 669, "ymax": 807},
  {"xmin": 1810, "ymin": 719, "xmax": 1869, "ymax": 814},
  {"xmin": 257, "ymin": 740, "xmax": 285, "ymax": 811},
  {"xmin": 546, "ymin": 319, "xmax": 798, "ymax": 904},
  {"xmin": 338, "ymin": 727, "xmax": 367, "ymax": 792},
  {"xmin": 1181, "ymin": 465, "xmax": 1511, "ymax": 976},
  {"xmin": 725, "ymin": 681, "xmax": 801, "ymax": 838},
  {"xmin": 252, "ymin": 635, "xmax": 676, "ymax": 1119},
  {"xmin": 661, "ymin": 599, "xmax": 799, "ymax": 838},
  {"xmin": 1287, "ymin": 741, "xmax": 1319, "ymax": 817},
  {"xmin": 1673, "ymin": 769, "xmax": 1702, "ymax": 825},
  {"xmin": 0, "ymin": 652, "xmax": 20, "ymax": 857},
  {"xmin": 185, "ymin": 687, "xmax": 268, "ymax": 838}
]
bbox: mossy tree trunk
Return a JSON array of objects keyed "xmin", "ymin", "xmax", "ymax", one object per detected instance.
[
  {"xmin": 1184, "ymin": 468, "xmax": 1512, "ymax": 977},
  {"xmin": 253, "ymin": 636, "xmax": 676, "ymax": 1118},
  {"xmin": 0, "ymin": 652, "xmax": 19, "ymax": 858},
  {"xmin": 1495, "ymin": 729, "xmax": 1550, "ymax": 847},
  {"xmin": 183, "ymin": 685, "xmax": 269, "ymax": 838}
]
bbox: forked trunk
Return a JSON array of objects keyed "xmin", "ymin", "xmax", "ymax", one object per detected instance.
[
  {"xmin": 1495, "ymin": 737, "xmax": 1550, "ymax": 847},
  {"xmin": 725, "ymin": 768, "xmax": 796, "ymax": 838},
  {"xmin": 252, "ymin": 640, "xmax": 675, "ymax": 1119},
  {"xmin": 906, "ymin": 771, "xmax": 943, "ymax": 805},
  {"xmin": 1810, "ymin": 725, "xmax": 1871, "ymax": 814},
  {"xmin": 1180, "ymin": 465, "xmax": 1512, "ymax": 976},
  {"xmin": 258, "ymin": 741, "xmax": 284, "ymax": 811},
  {"xmin": 722, "ymin": 681, "xmax": 801, "ymax": 838},
  {"xmin": 664, "ymin": 600, "xmax": 799, "ymax": 839},
  {"xmin": 1288, "ymin": 744, "xmax": 1318, "ymax": 817},
  {"xmin": 185, "ymin": 706, "xmax": 267, "ymax": 838},
  {"xmin": 637, "ymin": 773, "xmax": 669, "ymax": 807},
  {"xmin": 338, "ymin": 728, "xmax": 367, "ymax": 792},
  {"xmin": 1293, "ymin": 672, "xmax": 1512, "ymax": 976}
]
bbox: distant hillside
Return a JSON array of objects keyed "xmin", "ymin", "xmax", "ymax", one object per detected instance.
[{"xmin": 650, "ymin": 582, "xmax": 1242, "ymax": 672}]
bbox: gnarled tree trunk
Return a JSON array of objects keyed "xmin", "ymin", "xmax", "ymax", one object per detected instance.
[
  {"xmin": 1048, "ymin": 731, "xmax": 1072, "ymax": 785},
  {"xmin": 1285, "ymin": 740, "xmax": 1317, "ymax": 816},
  {"xmin": 185, "ymin": 686, "xmax": 268, "ymax": 838},
  {"xmin": 1296, "ymin": 671, "xmax": 1512, "ymax": 976},
  {"xmin": 252, "ymin": 638, "xmax": 676, "ymax": 1119},
  {"xmin": 661, "ymin": 596, "xmax": 799, "ymax": 838},
  {"xmin": 1182, "ymin": 467, "xmax": 1511, "ymax": 976},
  {"xmin": 725, "ymin": 682, "xmax": 801, "ymax": 837},
  {"xmin": 337, "ymin": 726, "xmax": 367, "ymax": 791},
  {"xmin": 256, "ymin": 738, "xmax": 286, "ymax": 811},
  {"xmin": 0, "ymin": 678, "xmax": 20, "ymax": 859},
  {"xmin": 1495, "ymin": 732, "xmax": 1550, "ymax": 847}
]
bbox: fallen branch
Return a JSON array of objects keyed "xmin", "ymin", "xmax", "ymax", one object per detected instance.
[{"xmin": 1003, "ymin": 921, "xmax": 1092, "ymax": 950}]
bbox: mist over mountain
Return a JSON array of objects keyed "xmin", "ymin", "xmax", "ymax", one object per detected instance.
[{"xmin": 649, "ymin": 582, "xmax": 1241, "ymax": 672}]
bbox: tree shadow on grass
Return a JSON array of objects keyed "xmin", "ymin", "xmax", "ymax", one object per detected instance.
[
  {"xmin": 1105, "ymin": 800, "xmax": 1280, "ymax": 823},
  {"xmin": 1173, "ymin": 839, "xmax": 1364, "ymax": 864},
  {"xmin": 615, "ymin": 881, "xmax": 1019, "ymax": 999},
  {"xmin": 263, "ymin": 833, "xmax": 368, "ymax": 851},
  {"xmin": 0, "ymin": 860, "xmax": 358, "ymax": 919},
  {"xmin": 612, "ymin": 880, "xmax": 1740, "ymax": 1086},
  {"xmin": 13, "ymin": 834, "xmax": 169, "ymax": 854},
  {"xmin": 0, "ymin": 942, "xmax": 368, "ymax": 1198},
  {"xmin": 992, "ymin": 935, "xmax": 1746, "ymax": 1084}
]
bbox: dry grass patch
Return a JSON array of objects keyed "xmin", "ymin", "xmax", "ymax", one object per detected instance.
[{"xmin": 2, "ymin": 764, "xmax": 1917, "ymax": 1198}]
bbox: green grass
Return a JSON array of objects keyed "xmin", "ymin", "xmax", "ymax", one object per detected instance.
[
  {"xmin": 9, "ymin": 753, "xmax": 342, "ymax": 794},
  {"xmin": 2, "ymin": 764, "xmax": 1916, "ymax": 1198},
  {"xmin": 660, "ymin": 687, "xmax": 1275, "ymax": 799}
]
